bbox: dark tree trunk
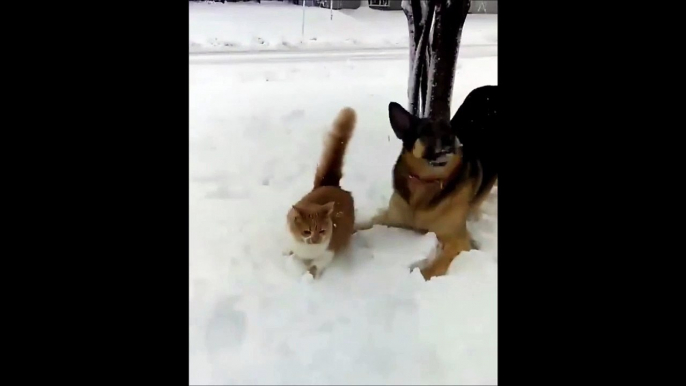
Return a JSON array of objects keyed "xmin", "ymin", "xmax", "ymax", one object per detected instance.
[
  {"xmin": 404, "ymin": 0, "xmax": 433, "ymax": 117},
  {"xmin": 402, "ymin": 0, "xmax": 429, "ymax": 116},
  {"xmin": 403, "ymin": 0, "xmax": 471, "ymax": 121}
]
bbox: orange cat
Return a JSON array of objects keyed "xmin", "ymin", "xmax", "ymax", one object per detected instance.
[{"xmin": 286, "ymin": 107, "xmax": 357, "ymax": 279}]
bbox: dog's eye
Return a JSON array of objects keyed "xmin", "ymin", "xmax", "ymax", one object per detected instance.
[
  {"xmin": 303, "ymin": 230, "xmax": 311, "ymax": 236},
  {"xmin": 319, "ymin": 229, "xmax": 326, "ymax": 235}
]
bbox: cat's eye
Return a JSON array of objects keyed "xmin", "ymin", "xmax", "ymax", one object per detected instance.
[
  {"xmin": 302, "ymin": 230, "xmax": 311, "ymax": 236},
  {"xmin": 319, "ymin": 230, "xmax": 326, "ymax": 235}
]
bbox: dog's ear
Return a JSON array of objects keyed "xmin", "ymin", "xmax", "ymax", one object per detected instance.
[{"xmin": 388, "ymin": 102, "xmax": 414, "ymax": 140}]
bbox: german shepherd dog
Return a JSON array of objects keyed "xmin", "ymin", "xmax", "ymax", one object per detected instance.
[{"xmin": 359, "ymin": 85, "xmax": 498, "ymax": 280}]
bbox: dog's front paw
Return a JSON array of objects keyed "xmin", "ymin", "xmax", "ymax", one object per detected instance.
[
  {"xmin": 419, "ymin": 264, "xmax": 447, "ymax": 281},
  {"xmin": 370, "ymin": 208, "xmax": 388, "ymax": 223},
  {"xmin": 355, "ymin": 209, "xmax": 385, "ymax": 232},
  {"xmin": 408, "ymin": 258, "xmax": 430, "ymax": 273},
  {"xmin": 468, "ymin": 209, "xmax": 483, "ymax": 222},
  {"xmin": 353, "ymin": 220, "xmax": 373, "ymax": 233}
]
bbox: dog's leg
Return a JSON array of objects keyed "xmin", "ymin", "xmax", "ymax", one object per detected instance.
[
  {"xmin": 371, "ymin": 209, "xmax": 411, "ymax": 230},
  {"xmin": 372, "ymin": 194, "xmax": 420, "ymax": 230},
  {"xmin": 355, "ymin": 194, "xmax": 417, "ymax": 232},
  {"xmin": 353, "ymin": 214, "xmax": 378, "ymax": 232},
  {"xmin": 353, "ymin": 204, "xmax": 394, "ymax": 232},
  {"xmin": 420, "ymin": 230, "xmax": 472, "ymax": 280},
  {"xmin": 353, "ymin": 211, "xmax": 382, "ymax": 232},
  {"xmin": 468, "ymin": 208, "xmax": 483, "ymax": 221},
  {"xmin": 372, "ymin": 209, "xmax": 427, "ymax": 233}
]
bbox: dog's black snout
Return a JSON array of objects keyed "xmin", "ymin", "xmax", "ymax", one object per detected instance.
[
  {"xmin": 436, "ymin": 137, "xmax": 456, "ymax": 155},
  {"xmin": 436, "ymin": 147, "xmax": 453, "ymax": 156}
]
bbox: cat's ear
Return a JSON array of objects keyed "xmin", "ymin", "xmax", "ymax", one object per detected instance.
[
  {"xmin": 321, "ymin": 202, "xmax": 335, "ymax": 217},
  {"xmin": 292, "ymin": 204, "xmax": 305, "ymax": 218}
]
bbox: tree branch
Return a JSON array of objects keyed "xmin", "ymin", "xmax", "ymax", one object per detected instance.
[
  {"xmin": 409, "ymin": 1, "xmax": 434, "ymax": 117},
  {"xmin": 424, "ymin": 0, "xmax": 470, "ymax": 121},
  {"xmin": 402, "ymin": 0, "xmax": 422, "ymax": 75},
  {"xmin": 419, "ymin": 14, "xmax": 432, "ymax": 117}
]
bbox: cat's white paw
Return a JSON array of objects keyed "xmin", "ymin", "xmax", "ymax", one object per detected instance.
[{"xmin": 300, "ymin": 271, "xmax": 314, "ymax": 283}]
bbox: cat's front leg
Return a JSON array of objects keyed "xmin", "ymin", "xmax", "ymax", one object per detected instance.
[{"xmin": 307, "ymin": 251, "xmax": 335, "ymax": 279}]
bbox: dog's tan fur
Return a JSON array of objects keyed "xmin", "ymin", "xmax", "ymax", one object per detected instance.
[
  {"xmin": 357, "ymin": 86, "xmax": 497, "ymax": 280},
  {"xmin": 360, "ymin": 139, "xmax": 495, "ymax": 280}
]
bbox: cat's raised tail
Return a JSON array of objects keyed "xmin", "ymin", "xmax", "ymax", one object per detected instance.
[{"xmin": 313, "ymin": 107, "xmax": 357, "ymax": 189}]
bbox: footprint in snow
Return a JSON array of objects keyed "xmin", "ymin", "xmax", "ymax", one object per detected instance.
[{"xmin": 204, "ymin": 297, "xmax": 247, "ymax": 351}]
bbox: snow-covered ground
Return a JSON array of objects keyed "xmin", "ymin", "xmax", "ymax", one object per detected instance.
[
  {"xmin": 189, "ymin": 0, "xmax": 497, "ymax": 52},
  {"xmin": 190, "ymin": 2, "xmax": 497, "ymax": 383},
  {"xmin": 189, "ymin": 45, "xmax": 498, "ymax": 383}
]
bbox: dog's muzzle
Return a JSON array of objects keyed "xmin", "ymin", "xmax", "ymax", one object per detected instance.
[{"xmin": 428, "ymin": 152, "xmax": 452, "ymax": 167}]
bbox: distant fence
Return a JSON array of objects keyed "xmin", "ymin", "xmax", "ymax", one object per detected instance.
[
  {"xmin": 190, "ymin": 1, "xmax": 498, "ymax": 14},
  {"xmin": 470, "ymin": 1, "xmax": 497, "ymax": 14},
  {"xmin": 366, "ymin": 0, "xmax": 497, "ymax": 14}
]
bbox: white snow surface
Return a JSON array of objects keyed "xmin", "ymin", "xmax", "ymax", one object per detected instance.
[
  {"xmin": 189, "ymin": 42, "xmax": 498, "ymax": 384},
  {"xmin": 189, "ymin": 0, "xmax": 498, "ymax": 52}
]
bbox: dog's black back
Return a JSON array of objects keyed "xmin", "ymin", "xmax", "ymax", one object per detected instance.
[{"xmin": 451, "ymin": 85, "xmax": 498, "ymax": 201}]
